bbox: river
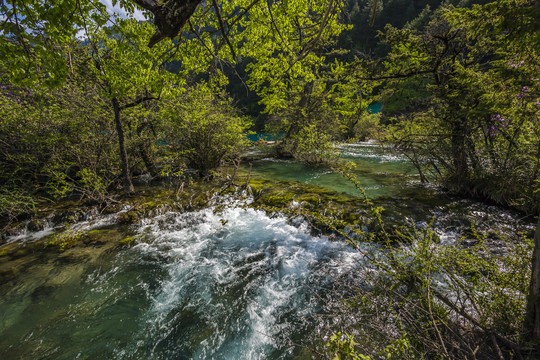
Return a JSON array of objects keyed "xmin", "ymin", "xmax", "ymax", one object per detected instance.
[{"xmin": 0, "ymin": 143, "xmax": 534, "ymax": 359}]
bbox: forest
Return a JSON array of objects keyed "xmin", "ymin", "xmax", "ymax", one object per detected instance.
[{"xmin": 0, "ymin": 0, "xmax": 539, "ymax": 359}]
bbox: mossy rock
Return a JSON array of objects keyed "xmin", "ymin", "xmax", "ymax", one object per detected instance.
[
  {"xmin": 117, "ymin": 211, "xmax": 140, "ymax": 225},
  {"xmin": 221, "ymin": 187, "xmax": 236, "ymax": 195},
  {"xmin": 259, "ymin": 193, "xmax": 294, "ymax": 207},
  {"xmin": 27, "ymin": 219, "xmax": 45, "ymax": 232},
  {"xmin": 247, "ymin": 179, "xmax": 266, "ymax": 192},
  {"xmin": 342, "ymin": 212, "xmax": 359, "ymax": 224},
  {"xmin": 297, "ymin": 195, "xmax": 321, "ymax": 206},
  {"xmin": 85, "ymin": 229, "xmax": 111, "ymax": 236},
  {"xmin": 190, "ymin": 192, "xmax": 210, "ymax": 209},
  {"xmin": 119, "ymin": 236, "xmax": 137, "ymax": 246},
  {"xmin": 42, "ymin": 232, "xmax": 80, "ymax": 252}
]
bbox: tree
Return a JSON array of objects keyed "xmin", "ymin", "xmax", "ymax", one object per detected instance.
[
  {"xmin": 372, "ymin": 0, "xmax": 540, "ymax": 343},
  {"xmin": 83, "ymin": 19, "xmax": 176, "ymax": 194},
  {"xmin": 1, "ymin": 0, "xmax": 347, "ymax": 84},
  {"xmin": 1, "ymin": 0, "xmax": 348, "ymax": 193},
  {"xmin": 159, "ymin": 84, "xmax": 251, "ymax": 177},
  {"xmin": 0, "ymin": 51, "xmax": 119, "ymax": 206},
  {"xmin": 375, "ymin": 2, "xmax": 539, "ymax": 211}
]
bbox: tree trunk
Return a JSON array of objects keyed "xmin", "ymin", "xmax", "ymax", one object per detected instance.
[
  {"xmin": 451, "ymin": 118, "xmax": 468, "ymax": 189},
  {"xmin": 134, "ymin": 0, "xmax": 203, "ymax": 47},
  {"xmin": 136, "ymin": 122, "xmax": 158, "ymax": 178},
  {"xmin": 525, "ymin": 215, "xmax": 540, "ymax": 345},
  {"xmin": 112, "ymin": 98, "xmax": 135, "ymax": 194}
]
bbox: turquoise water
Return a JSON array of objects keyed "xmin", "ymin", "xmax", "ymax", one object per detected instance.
[
  {"xmin": 0, "ymin": 143, "xmax": 534, "ymax": 359},
  {"xmin": 246, "ymin": 133, "xmax": 285, "ymax": 142},
  {"xmin": 0, "ymin": 203, "xmax": 362, "ymax": 359},
  {"xmin": 247, "ymin": 142, "xmax": 534, "ymax": 241},
  {"xmin": 367, "ymin": 103, "xmax": 383, "ymax": 114},
  {"xmin": 250, "ymin": 142, "xmax": 416, "ymax": 198}
]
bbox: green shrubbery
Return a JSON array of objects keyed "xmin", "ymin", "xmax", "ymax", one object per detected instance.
[
  {"xmin": 293, "ymin": 125, "xmax": 341, "ymax": 165},
  {"xmin": 337, "ymin": 225, "xmax": 534, "ymax": 359},
  {"xmin": 379, "ymin": 1, "xmax": 540, "ymax": 213},
  {"xmin": 279, "ymin": 167, "xmax": 538, "ymax": 359},
  {"xmin": 160, "ymin": 86, "xmax": 251, "ymax": 177}
]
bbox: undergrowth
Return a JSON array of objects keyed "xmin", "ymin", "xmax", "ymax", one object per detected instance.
[{"xmin": 273, "ymin": 163, "xmax": 538, "ymax": 359}]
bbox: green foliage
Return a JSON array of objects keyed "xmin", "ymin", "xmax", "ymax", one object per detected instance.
[
  {"xmin": 377, "ymin": 0, "xmax": 540, "ymax": 213},
  {"xmin": 294, "ymin": 124, "xmax": 341, "ymax": 165},
  {"xmin": 0, "ymin": 73, "xmax": 119, "ymax": 201},
  {"xmin": 0, "ymin": 187, "xmax": 36, "ymax": 225},
  {"xmin": 0, "ymin": 0, "xmax": 353, "ymax": 194},
  {"xmin": 342, "ymin": 112, "xmax": 380, "ymax": 141},
  {"xmin": 327, "ymin": 332, "xmax": 370, "ymax": 360},
  {"xmin": 264, "ymin": 60, "xmax": 378, "ymax": 160},
  {"xmin": 91, "ymin": 19, "xmax": 176, "ymax": 102},
  {"xmin": 261, "ymin": 166, "xmax": 535, "ymax": 359},
  {"xmin": 44, "ymin": 229, "xmax": 83, "ymax": 251},
  {"xmin": 160, "ymin": 85, "xmax": 251, "ymax": 177},
  {"xmin": 320, "ymin": 205, "xmax": 534, "ymax": 358},
  {"xmin": 0, "ymin": 0, "xmax": 108, "ymax": 86}
]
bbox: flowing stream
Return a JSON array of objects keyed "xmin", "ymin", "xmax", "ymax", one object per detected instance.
[{"xmin": 0, "ymin": 143, "xmax": 535, "ymax": 359}]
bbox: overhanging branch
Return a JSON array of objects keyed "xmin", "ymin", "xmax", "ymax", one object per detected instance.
[{"xmin": 133, "ymin": 0, "xmax": 203, "ymax": 47}]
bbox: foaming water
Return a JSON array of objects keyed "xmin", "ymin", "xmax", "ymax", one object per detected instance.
[
  {"xmin": 0, "ymin": 201, "xmax": 362, "ymax": 359},
  {"xmin": 1, "ymin": 143, "xmax": 535, "ymax": 359},
  {"xmin": 121, "ymin": 203, "xmax": 361, "ymax": 359},
  {"xmin": 337, "ymin": 142, "xmax": 406, "ymax": 163}
]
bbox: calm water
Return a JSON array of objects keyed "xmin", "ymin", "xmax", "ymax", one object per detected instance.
[
  {"xmin": 0, "ymin": 143, "xmax": 534, "ymax": 359},
  {"xmin": 249, "ymin": 142, "xmax": 415, "ymax": 199}
]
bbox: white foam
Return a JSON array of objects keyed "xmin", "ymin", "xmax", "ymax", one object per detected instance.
[{"xmin": 113, "ymin": 201, "xmax": 364, "ymax": 358}]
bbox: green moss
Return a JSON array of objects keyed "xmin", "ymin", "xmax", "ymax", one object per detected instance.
[
  {"xmin": 248, "ymin": 179, "xmax": 266, "ymax": 192},
  {"xmin": 259, "ymin": 193, "xmax": 294, "ymax": 207},
  {"xmin": 297, "ymin": 195, "xmax": 320, "ymax": 205},
  {"xmin": 222, "ymin": 187, "xmax": 236, "ymax": 195},
  {"xmin": 0, "ymin": 249, "xmax": 7, "ymax": 257},
  {"xmin": 43, "ymin": 231, "xmax": 82, "ymax": 252},
  {"xmin": 191, "ymin": 192, "xmax": 210, "ymax": 209},
  {"xmin": 119, "ymin": 236, "xmax": 137, "ymax": 246},
  {"xmin": 117, "ymin": 211, "xmax": 139, "ymax": 225}
]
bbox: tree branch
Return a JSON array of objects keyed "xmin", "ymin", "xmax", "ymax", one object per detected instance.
[
  {"xmin": 120, "ymin": 94, "xmax": 158, "ymax": 110},
  {"xmin": 212, "ymin": 0, "xmax": 236, "ymax": 61},
  {"xmin": 133, "ymin": 0, "xmax": 158, "ymax": 11}
]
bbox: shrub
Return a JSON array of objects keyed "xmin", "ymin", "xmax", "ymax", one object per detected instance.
[
  {"xmin": 293, "ymin": 124, "xmax": 341, "ymax": 165},
  {"xmin": 161, "ymin": 86, "xmax": 251, "ymax": 177}
]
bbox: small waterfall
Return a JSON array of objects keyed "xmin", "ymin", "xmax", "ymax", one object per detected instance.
[
  {"xmin": 0, "ymin": 200, "xmax": 364, "ymax": 359},
  {"xmin": 113, "ymin": 201, "xmax": 363, "ymax": 359}
]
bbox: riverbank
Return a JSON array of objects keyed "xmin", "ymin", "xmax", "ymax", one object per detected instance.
[{"xmin": 2, "ymin": 141, "xmax": 536, "ymax": 263}]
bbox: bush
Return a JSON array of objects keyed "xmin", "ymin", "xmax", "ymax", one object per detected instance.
[
  {"xmin": 161, "ymin": 86, "xmax": 251, "ymax": 177},
  {"xmin": 281, "ymin": 169, "xmax": 536, "ymax": 359},
  {"xmin": 293, "ymin": 124, "xmax": 341, "ymax": 165},
  {"xmin": 0, "ymin": 187, "xmax": 36, "ymax": 226},
  {"xmin": 0, "ymin": 81, "xmax": 118, "ymax": 203},
  {"xmin": 341, "ymin": 112, "xmax": 380, "ymax": 141}
]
